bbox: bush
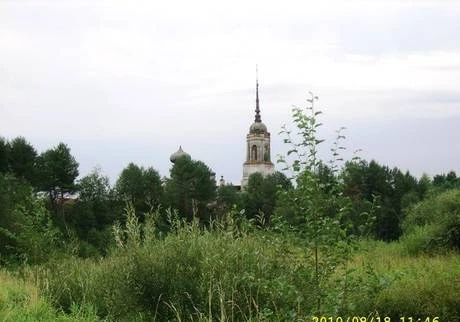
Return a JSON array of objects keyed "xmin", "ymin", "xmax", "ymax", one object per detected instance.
[
  {"xmin": 342, "ymin": 241, "xmax": 460, "ymax": 320},
  {"xmin": 402, "ymin": 189, "xmax": 460, "ymax": 252},
  {"xmin": 37, "ymin": 208, "xmax": 316, "ymax": 321},
  {"xmin": 399, "ymin": 224, "xmax": 443, "ymax": 255},
  {"xmin": 374, "ymin": 255, "xmax": 460, "ymax": 320},
  {"xmin": 0, "ymin": 172, "xmax": 64, "ymax": 265}
]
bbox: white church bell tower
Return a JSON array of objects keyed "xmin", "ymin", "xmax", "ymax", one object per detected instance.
[{"xmin": 241, "ymin": 68, "xmax": 275, "ymax": 188}]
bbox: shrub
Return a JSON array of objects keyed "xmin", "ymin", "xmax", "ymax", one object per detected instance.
[
  {"xmin": 341, "ymin": 241, "xmax": 460, "ymax": 320},
  {"xmin": 402, "ymin": 189, "xmax": 460, "ymax": 252},
  {"xmin": 374, "ymin": 255, "xmax": 460, "ymax": 320},
  {"xmin": 0, "ymin": 172, "xmax": 64, "ymax": 265},
  {"xmin": 37, "ymin": 207, "xmax": 317, "ymax": 321},
  {"xmin": 399, "ymin": 224, "xmax": 443, "ymax": 255}
]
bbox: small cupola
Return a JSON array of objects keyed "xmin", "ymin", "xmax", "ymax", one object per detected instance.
[{"xmin": 170, "ymin": 146, "xmax": 191, "ymax": 163}]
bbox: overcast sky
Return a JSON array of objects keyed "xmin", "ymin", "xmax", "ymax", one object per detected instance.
[{"xmin": 1, "ymin": 0, "xmax": 459, "ymax": 185}]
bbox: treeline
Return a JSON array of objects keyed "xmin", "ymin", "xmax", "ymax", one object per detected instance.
[
  {"xmin": 0, "ymin": 137, "xmax": 217, "ymax": 261},
  {"xmin": 1, "ymin": 135, "xmax": 459, "ymax": 264},
  {"xmin": 235, "ymin": 159, "xmax": 459, "ymax": 242}
]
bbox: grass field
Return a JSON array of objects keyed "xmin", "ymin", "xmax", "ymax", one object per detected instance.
[{"xmin": 1, "ymin": 229, "xmax": 459, "ymax": 321}]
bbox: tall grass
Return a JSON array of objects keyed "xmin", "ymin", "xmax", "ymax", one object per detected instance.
[
  {"xmin": 339, "ymin": 240, "xmax": 460, "ymax": 320},
  {"xmin": 5, "ymin": 206, "xmax": 459, "ymax": 321},
  {"xmin": 0, "ymin": 269, "xmax": 99, "ymax": 321},
  {"xmin": 33, "ymin": 207, "xmax": 317, "ymax": 321}
]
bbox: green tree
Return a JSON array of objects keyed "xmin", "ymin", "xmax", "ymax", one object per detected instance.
[
  {"xmin": 0, "ymin": 173, "xmax": 62, "ymax": 264},
  {"xmin": 342, "ymin": 160, "xmax": 390, "ymax": 239},
  {"xmin": 8, "ymin": 137, "xmax": 37, "ymax": 184},
  {"xmin": 143, "ymin": 167, "xmax": 163, "ymax": 209},
  {"xmin": 115, "ymin": 163, "xmax": 163, "ymax": 215},
  {"xmin": 403, "ymin": 189, "xmax": 460, "ymax": 252},
  {"xmin": 242, "ymin": 171, "xmax": 292, "ymax": 225},
  {"xmin": 164, "ymin": 157, "xmax": 216, "ymax": 221},
  {"xmin": 116, "ymin": 163, "xmax": 144, "ymax": 205},
  {"xmin": 215, "ymin": 183, "xmax": 241, "ymax": 215},
  {"xmin": 277, "ymin": 92, "xmax": 358, "ymax": 314},
  {"xmin": 341, "ymin": 160, "xmax": 420, "ymax": 240},
  {"xmin": 433, "ymin": 171, "xmax": 459, "ymax": 190},
  {"xmin": 79, "ymin": 167, "xmax": 111, "ymax": 202},
  {"xmin": 76, "ymin": 167, "xmax": 113, "ymax": 228},
  {"xmin": 316, "ymin": 161, "xmax": 337, "ymax": 193},
  {"xmin": 0, "ymin": 173, "xmax": 33, "ymax": 261},
  {"xmin": 0, "ymin": 137, "xmax": 9, "ymax": 173},
  {"xmin": 242, "ymin": 172, "xmax": 265, "ymax": 219},
  {"xmin": 66, "ymin": 168, "xmax": 115, "ymax": 255},
  {"xmin": 14, "ymin": 196, "xmax": 63, "ymax": 263},
  {"xmin": 36, "ymin": 142, "xmax": 79, "ymax": 217},
  {"xmin": 416, "ymin": 173, "xmax": 431, "ymax": 199}
]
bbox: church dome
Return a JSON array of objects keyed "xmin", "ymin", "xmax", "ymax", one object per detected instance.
[
  {"xmin": 170, "ymin": 146, "xmax": 191, "ymax": 163},
  {"xmin": 249, "ymin": 121, "xmax": 267, "ymax": 133}
]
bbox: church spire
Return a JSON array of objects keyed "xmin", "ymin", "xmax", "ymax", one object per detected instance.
[{"xmin": 254, "ymin": 65, "xmax": 261, "ymax": 123}]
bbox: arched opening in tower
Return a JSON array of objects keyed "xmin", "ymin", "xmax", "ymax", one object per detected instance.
[{"xmin": 251, "ymin": 145, "xmax": 258, "ymax": 161}]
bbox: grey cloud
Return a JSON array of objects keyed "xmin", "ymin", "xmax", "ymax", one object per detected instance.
[{"xmin": 1, "ymin": 1, "xmax": 459, "ymax": 185}]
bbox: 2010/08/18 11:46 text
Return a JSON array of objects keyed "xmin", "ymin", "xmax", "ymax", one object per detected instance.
[{"xmin": 312, "ymin": 317, "xmax": 440, "ymax": 322}]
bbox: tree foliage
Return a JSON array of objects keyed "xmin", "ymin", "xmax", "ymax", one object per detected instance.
[
  {"xmin": 0, "ymin": 173, "xmax": 33, "ymax": 261},
  {"xmin": 242, "ymin": 171, "xmax": 292, "ymax": 224},
  {"xmin": 115, "ymin": 163, "xmax": 163, "ymax": 215},
  {"xmin": 34, "ymin": 142, "xmax": 79, "ymax": 221},
  {"xmin": 8, "ymin": 137, "xmax": 37, "ymax": 184},
  {"xmin": 277, "ymin": 92, "xmax": 358, "ymax": 314},
  {"xmin": 78, "ymin": 167, "xmax": 111, "ymax": 203},
  {"xmin": 0, "ymin": 173, "xmax": 61, "ymax": 264},
  {"xmin": 164, "ymin": 157, "xmax": 216, "ymax": 221},
  {"xmin": 66, "ymin": 168, "xmax": 115, "ymax": 255},
  {"xmin": 36, "ymin": 142, "xmax": 79, "ymax": 195},
  {"xmin": 215, "ymin": 183, "xmax": 241, "ymax": 215},
  {"xmin": 341, "ymin": 160, "xmax": 422, "ymax": 240},
  {"xmin": 433, "ymin": 171, "xmax": 460, "ymax": 190},
  {"xmin": 0, "ymin": 137, "xmax": 9, "ymax": 173},
  {"xmin": 402, "ymin": 188, "xmax": 460, "ymax": 252}
]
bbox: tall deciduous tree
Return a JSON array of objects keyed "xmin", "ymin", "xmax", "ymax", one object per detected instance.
[
  {"xmin": 216, "ymin": 184, "xmax": 241, "ymax": 215},
  {"xmin": 341, "ymin": 159, "xmax": 421, "ymax": 240},
  {"xmin": 68, "ymin": 168, "xmax": 114, "ymax": 253},
  {"xmin": 115, "ymin": 163, "xmax": 163, "ymax": 214},
  {"xmin": 115, "ymin": 163, "xmax": 144, "ymax": 206},
  {"xmin": 143, "ymin": 167, "xmax": 163, "ymax": 209},
  {"xmin": 242, "ymin": 171, "xmax": 292, "ymax": 225},
  {"xmin": 78, "ymin": 167, "xmax": 111, "ymax": 203},
  {"xmin": 277, "ymin": 92, "xmax": 356, "ymax": 313}
]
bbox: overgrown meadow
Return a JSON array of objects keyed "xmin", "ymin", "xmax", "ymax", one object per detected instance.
[{"xmin": 1, "ymin": 95, "xmax": 459, "ymax": 321}]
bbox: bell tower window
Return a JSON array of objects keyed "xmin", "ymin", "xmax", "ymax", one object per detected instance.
[{"xmin": 251, "ymin": 145, "xmax": 258, "ymax": 161}]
